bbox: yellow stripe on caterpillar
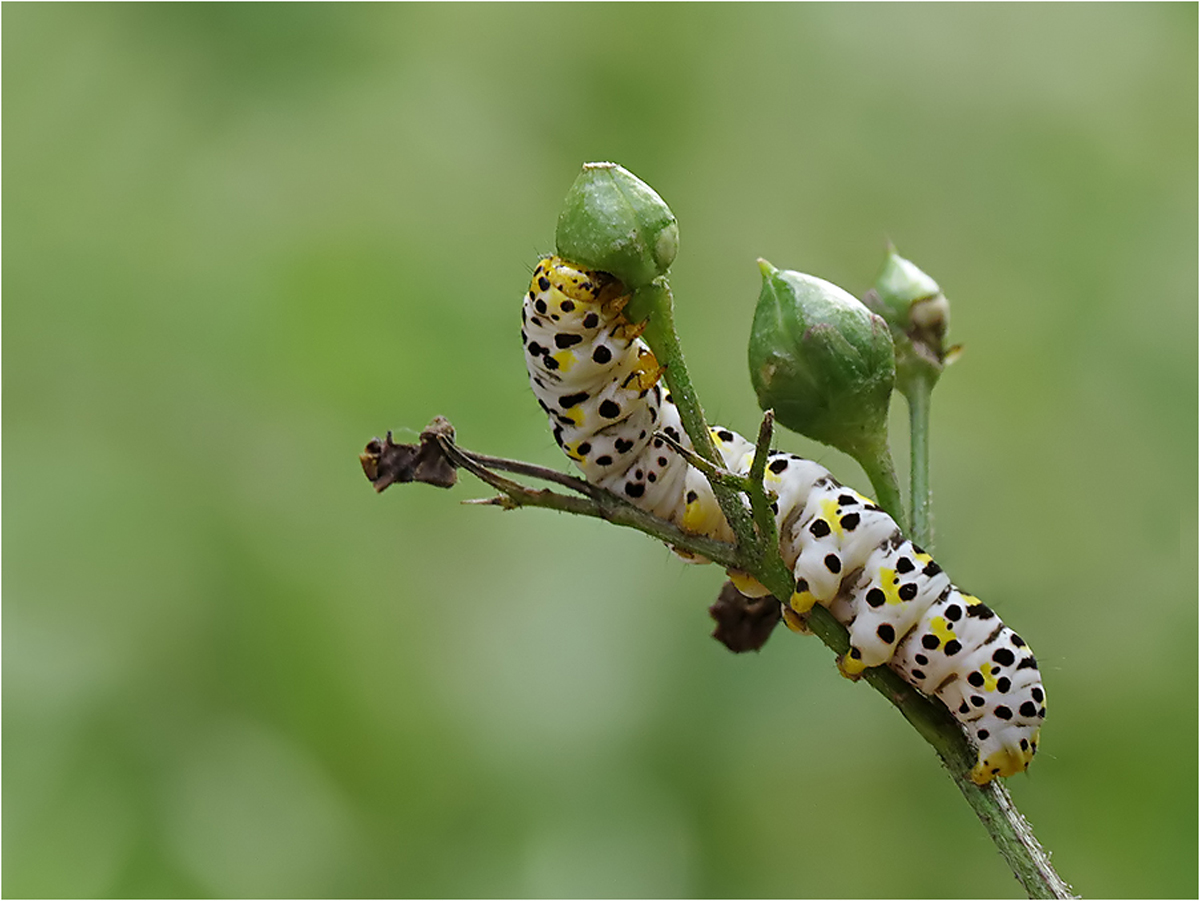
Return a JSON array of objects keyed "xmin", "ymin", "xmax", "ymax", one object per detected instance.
[{"xmin": 790, "ymin": 586, "xmax": 818, "ymax": 615}]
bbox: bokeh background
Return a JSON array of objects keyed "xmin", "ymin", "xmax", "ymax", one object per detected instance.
[{"xmin": 5, "ymin": 4, "xmax": 1196, "ymax": 898}]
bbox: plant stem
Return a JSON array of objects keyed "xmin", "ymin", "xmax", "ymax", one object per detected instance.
[
  {"xmin": 437, "ymin": 436, "xmax": 742, "ymax": 568},
  {"xmin": 905, "ymin": 369, "xmax": 935, "ymax": 548},
  {"xmin": 854, "ymin": 442, "xmax": 908, "ymax": 534},
  {"xmin": 630, "ymin": 279, "xmax": 760, "ymax": 551},
  {"xmin": 744, "ymin": 411, "xmax": 796, "ymax": 592},
  {"xmin": 629, "ymin": 280, "xmax": 718, "ymax": 463}
]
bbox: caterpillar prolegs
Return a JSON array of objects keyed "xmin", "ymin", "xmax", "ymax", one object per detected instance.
[{"xmin": 522, "ymin": 256, "xmax": 1045, "ymax": 784}]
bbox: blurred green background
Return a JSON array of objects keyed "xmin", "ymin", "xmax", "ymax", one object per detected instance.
[{"xmin": 4, "ymin": 4, "xmax": 1196, "ymax": 898}]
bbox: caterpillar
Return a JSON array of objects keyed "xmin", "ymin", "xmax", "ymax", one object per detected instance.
[{"xmin": 521, "ymin": 255, "xmax": 1045, "ymax": 784}]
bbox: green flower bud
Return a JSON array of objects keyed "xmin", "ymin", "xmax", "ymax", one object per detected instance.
[
  {"xmin": 862, "ymin": 248, "xmax": 958, "ymax": 391},
  {"xmin": 555, "ymin": 162, "xmax": 679, "ymax": 289},
  {"xmin": 749, "ymin": 259, "xmax": 895, "ymax": 459}
]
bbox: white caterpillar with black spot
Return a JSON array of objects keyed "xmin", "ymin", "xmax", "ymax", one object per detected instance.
[{"xmin": 522, "ymin": 256, "xmax": 1045, "ymax": 783}]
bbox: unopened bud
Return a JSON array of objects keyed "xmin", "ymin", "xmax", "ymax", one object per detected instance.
[
  {"xmin": 749, "ymin": 260, "xmax": 895, "ymax": 458},
  {"xmin": 555, "ymin": 162, "xmax": 679, "ymax": 289},
  {"xmin": 863, "ymin": 248, "xmax": 958, "ymax": 391}
]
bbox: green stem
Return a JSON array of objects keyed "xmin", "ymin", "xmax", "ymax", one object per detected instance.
[
  {"xmin": 628, "ymin": 280, "xmax": 718, "ymax": 463},
  {"xmin": 854, "ymin": 443, "xmax": 908, "ymax": 534},
  {"xmin": 744, "ymin": 411, "xmax": 795, "ymax": 592},
  {"xmin": 630, "ymin": 279, "xmax": 759, "ymax": 549},
  {"xmin": 905, "ymin": 370, "xmax": 935, "ymax": 549}
]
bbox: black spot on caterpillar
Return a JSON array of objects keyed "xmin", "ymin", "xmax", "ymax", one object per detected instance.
[{"xmin": 522, "ymin": 256, "xmax": 1045, "ymax": 783}]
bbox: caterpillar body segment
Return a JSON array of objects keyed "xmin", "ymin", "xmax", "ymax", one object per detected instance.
[
  {"xmin": 523, "ymin": 258, "xmax": 693, "ymax": 523},
  {"xmin": 522, "ymin": 256, "xmax": 1044, "ymax": 783}
]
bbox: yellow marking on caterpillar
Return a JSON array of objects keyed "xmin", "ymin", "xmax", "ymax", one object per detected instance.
[
  {"xmin": 979, "ymin": 663, "xmax": 998, "ymax": 693},
  {"xmin": 552, "ymin": 350, "xmax": 577, "ymax": 373},
  {"xmin": 632, "ymin": 359, "xmax": 665, "ymax": 391},
  {"xmin": 879, "ymin": 567, "xmax": 904, "ymax": 604},
  {"xmin": 820, "ymin": 496, "xmax": 843, "ymax": 536},
  {"xmin": 838, "ymin": 652, "xmax": 866, "ymax": 678},
  {"xmin": 547, "ymin": 289, "xmax": 569, "ymax": 312},
  {"xmin": 547, "ymin": 261, "xmax": 588, "ymax": 298},
  {"xmin": 790, "ymin": 589, "xmax": 818, "ymax": 614},
  {"xmin": 928, "ymin": 615, "xmax": 956, "ymax": 645},
  {"xmin": 682, "ymin": 496, "xmax": 708, "ymax": 533},
  {"xmin": 540, "ymin": 256, "xmax": 620, "ymax": 307}
]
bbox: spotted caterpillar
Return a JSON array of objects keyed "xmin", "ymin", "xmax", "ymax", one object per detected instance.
[{"xmin": 521, "ymin": 255, "xmax": 1045, "ymax": 783}]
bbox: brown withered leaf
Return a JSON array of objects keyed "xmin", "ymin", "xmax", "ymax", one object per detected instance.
[
  {"xmin": 709, "ymin": 580, "xmax": 782, "ymax": 653},
  {"xmin": 360, "ymin": 416, "xmax": 458, "ymax": 492}
]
